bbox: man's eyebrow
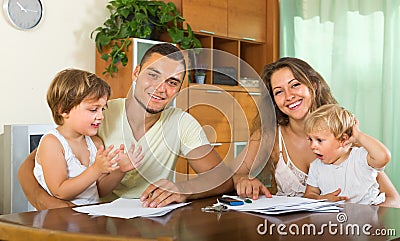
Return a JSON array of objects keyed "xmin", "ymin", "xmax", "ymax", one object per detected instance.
[
  {"xmin": 169, "ymin": 76, "xmax": 182, "ymax": 83},
  {"xmin": 147, "ymin": 67, "xmax": 183, "ymax": 83},
  {"xmin": 146, "ymin": 67, "xmax": 161, "ymax": 75}
]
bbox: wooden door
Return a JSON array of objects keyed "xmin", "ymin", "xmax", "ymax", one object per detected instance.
[
  {"xmin": 188, "ymin": 87, "xmax": 234, "ymax": 143},
  {"xmin": 182, "ymin": 0, "xmax": 228, "ymax": 36},
  {"xmin": 233, "ymin": 91, "xmax": 261, "ymax": 142},
  {"xmin": 227, "ymin": 0, "xmax": 266, "ymax": 42}
]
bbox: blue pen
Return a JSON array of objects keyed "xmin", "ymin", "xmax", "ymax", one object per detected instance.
[{"xmin": 218, "ymin": 197, "xmax": 244, "ymax": 206}]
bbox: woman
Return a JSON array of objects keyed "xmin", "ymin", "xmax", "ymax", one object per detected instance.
[{"xmin": 233, "ymin": 57, "xmax": 400, "ymax": 208}]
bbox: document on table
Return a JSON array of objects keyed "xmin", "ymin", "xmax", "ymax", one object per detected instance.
[
  {"xmin": 218, "ymin": 195, "xmax": 342, "ymax": 215},
  {"xmin": 73, "ymin": 198, "xmax": 190, "ymax": 219}
]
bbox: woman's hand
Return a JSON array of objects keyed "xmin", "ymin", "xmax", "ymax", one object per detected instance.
[{"xmin": 233, "ymin": 174, "xmax": 272, "ymax": 200}]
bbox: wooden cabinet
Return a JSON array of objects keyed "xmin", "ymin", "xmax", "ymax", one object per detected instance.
[
  {"xmin": 182, "ymin": 0, "xmax": 267, "ymax": 42},
  {"xmin": 182, "ymin": 0, "xmax": 227, "ymax": 36},
  {"xmin": 233, "ymin": 91, "xmax": 261, "ymax": 142},
  {"xmin": 188, "ymin": 87, "xmax": 233, "ymax": 143},
  {"xmin": 190, "ymin": 33, "xmax": 266, "ymax": 85},
  {"xmin": 228, "ymin": 0, "xmax": 266, "ymax": 42}
]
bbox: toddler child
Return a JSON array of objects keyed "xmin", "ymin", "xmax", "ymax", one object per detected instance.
[
  {"xmin": 34, "ymin": 69, "xmax": 143, "ymax": 206},
  {"xmin": 304, "ymin": 104, "xmax": 390, "ymax": 205}
]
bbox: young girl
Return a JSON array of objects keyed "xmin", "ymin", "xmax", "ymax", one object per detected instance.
[
  {"xmin": 34, "ymin": 69, "xmax": 143, "ymax": 206},
  {"xmin": 304, "ymin": 104, "xmax": 390, "ymax": 204}
]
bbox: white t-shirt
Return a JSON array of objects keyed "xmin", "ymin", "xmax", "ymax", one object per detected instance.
[
  {"xmin": 98, "ymin": 98, "xmax": 210, "ymax": 199},
  {"xmin": 306, "ymin": 147, "xmax": 385, "ymax": 205}
]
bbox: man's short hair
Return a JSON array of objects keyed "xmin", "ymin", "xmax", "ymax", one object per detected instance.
[{"xmin": 140, "ymin": 43, "xmax": 186, "ymax": 79}]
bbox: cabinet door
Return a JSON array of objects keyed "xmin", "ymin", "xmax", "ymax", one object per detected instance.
[
  {"xmin": 182, "ymin": 0, "xmax": 227, "ymax": 36},
  {"xmin": 227, "ymin": 0, "xmax": 266, "ymax": 42},
  {"xmin": 233, "ymin": 91, "xmax": 261, "ymax": 142},
  {"xmin": 188, "ymin": 88, "xmax": 234, "ymax": 143}
]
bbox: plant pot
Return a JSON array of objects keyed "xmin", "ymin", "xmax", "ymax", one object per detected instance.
[{"xmin": 195, "ymin": 75, "xmax": 206, "ymax": 84}]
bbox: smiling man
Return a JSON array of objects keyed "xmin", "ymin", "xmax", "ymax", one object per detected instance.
[{"xmin": 18, "ymin": 43, "xmax": 234, "ymax": 209}]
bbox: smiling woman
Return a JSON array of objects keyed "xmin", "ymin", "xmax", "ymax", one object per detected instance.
[{"xmin": 233, "ymin": 57, "xmax": 400, "ymax": 208}]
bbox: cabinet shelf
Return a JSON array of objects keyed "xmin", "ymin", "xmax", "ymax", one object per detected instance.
[{"xmin": 190, "ymin": 32, "xmax": 265, "ymax": 86}]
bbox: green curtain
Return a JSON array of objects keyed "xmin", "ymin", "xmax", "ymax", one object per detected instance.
[{"xmin": 279, "ymin": 0, "xmax": 400, "ymax": 190}]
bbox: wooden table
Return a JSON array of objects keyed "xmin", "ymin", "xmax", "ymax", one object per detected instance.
[{"xmin": 0, "ymin": 196, "xmax": 399, "ymax": 241}]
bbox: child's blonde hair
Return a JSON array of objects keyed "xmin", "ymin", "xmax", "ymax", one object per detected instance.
[
  {"xmin": 47, "ymin": 69, "xmax": 111, "ymax": 125},
  {"xmin": 305, "ymin": 104, "xmax": 355, "ymax": 139}
]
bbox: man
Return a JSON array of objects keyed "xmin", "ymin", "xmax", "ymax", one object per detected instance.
[{"xmin": 18, "ymin": 43, "xmax": 233, "ymax": 209}]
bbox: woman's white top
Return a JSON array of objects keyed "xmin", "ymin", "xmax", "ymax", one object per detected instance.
[
  {"xmin": 33, "ymin": 129, "xmax": 100, "ymax": 205},
  {"xmin": 275, "ymin": 126, "xmax": 308, "ymax": 197},
  {"xmin": 306, "ymin": 147, "xmax": 385, "ymax": 205}
]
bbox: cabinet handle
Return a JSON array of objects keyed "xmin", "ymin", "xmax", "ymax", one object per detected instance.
[
  {"xmin": 249, "ymin": 92, "xmax": 261, "ymax": 96},
  {"xmin": 205, "ymin": 90, "xmax": 222, "ymax": 94},
  {"xmin": 242, "ymin": 37, "xmax": 256, "ymax": 41},
  {"xmin": 210, "ymin": 143, "xmax": 222, "ymax": 147},
  {"xmin": 199, "ymin": 30, "xmax": 215, "ymax": 35}
]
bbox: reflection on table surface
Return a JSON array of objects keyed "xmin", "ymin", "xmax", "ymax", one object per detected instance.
[{"xmin": 0, "ymin": 196, "xmax": 399, "ymax": 241}]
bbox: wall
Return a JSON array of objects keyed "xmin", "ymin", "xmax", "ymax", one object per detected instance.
[{"xmin": 0, "ymin": 0, "xmax": 109, "ymax": 133}]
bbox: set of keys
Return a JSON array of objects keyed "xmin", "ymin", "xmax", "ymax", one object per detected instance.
[
  {"xmin": 201, "ymin": 204, "xmax": 228, "ymax": 213},
  {"xmin": 201, "ymin": 196, "xmax": 252, "ymax": 213}
]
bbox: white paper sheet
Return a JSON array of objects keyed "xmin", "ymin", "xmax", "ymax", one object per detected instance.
[
  {"xmin": 73, "ymin": 198, "xmax": 190, "ymax": 219},
  {"xmin": 219, "ymin": 195, "xmax": 342, "ymax": 215}
]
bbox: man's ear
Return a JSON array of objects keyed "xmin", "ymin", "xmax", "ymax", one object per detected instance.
[{"xmin": 132, "ymin": 65, "xmax": 141, "ymax": 81}]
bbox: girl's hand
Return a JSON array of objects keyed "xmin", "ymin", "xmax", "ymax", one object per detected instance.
[
  {"xmin": 92, "ymin": 145, "xmax": 120, "ymax": 174},
  {"xmin": 117, "ymin": 143, "xmax": 144, "ymax": 173}
]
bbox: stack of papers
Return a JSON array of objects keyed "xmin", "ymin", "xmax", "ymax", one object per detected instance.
[
  {"xmin": 73, "ymin": 198, "xmax": 190, "ymax": 219},
  {"xmin": 219, "ymin": 195, "xmax": 342, "ymax": 215}
]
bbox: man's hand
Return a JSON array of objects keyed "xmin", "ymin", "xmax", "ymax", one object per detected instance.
[
  {"xmin": 140, "ymin": 179, "xmax": 187, "ymax": 208},
  {"xmin": 234, "ymin": 174, "xmax": 272, "ymax": 200}
]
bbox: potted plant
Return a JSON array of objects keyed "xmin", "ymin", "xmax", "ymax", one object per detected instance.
[
  {"xmin": 194, "ymin": 65, "xmax": 207, "ymax": 84},
  {"xmin": 91, "ymin": 0, "xmax": 202, "ymax": 76}
]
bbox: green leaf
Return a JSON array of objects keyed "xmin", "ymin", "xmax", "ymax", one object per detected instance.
[{"xmin": 93, "ymin": 0, "xmax": 202, "ymax": 77}]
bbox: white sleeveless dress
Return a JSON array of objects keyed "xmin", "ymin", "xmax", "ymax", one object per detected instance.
[
  {"xmin": 275, "ymin": 126, "xmax": 308, "ymax": 197},
  {"xmin": 33, "ymin": 129, "xmax": 100, "ymax": 205}
]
